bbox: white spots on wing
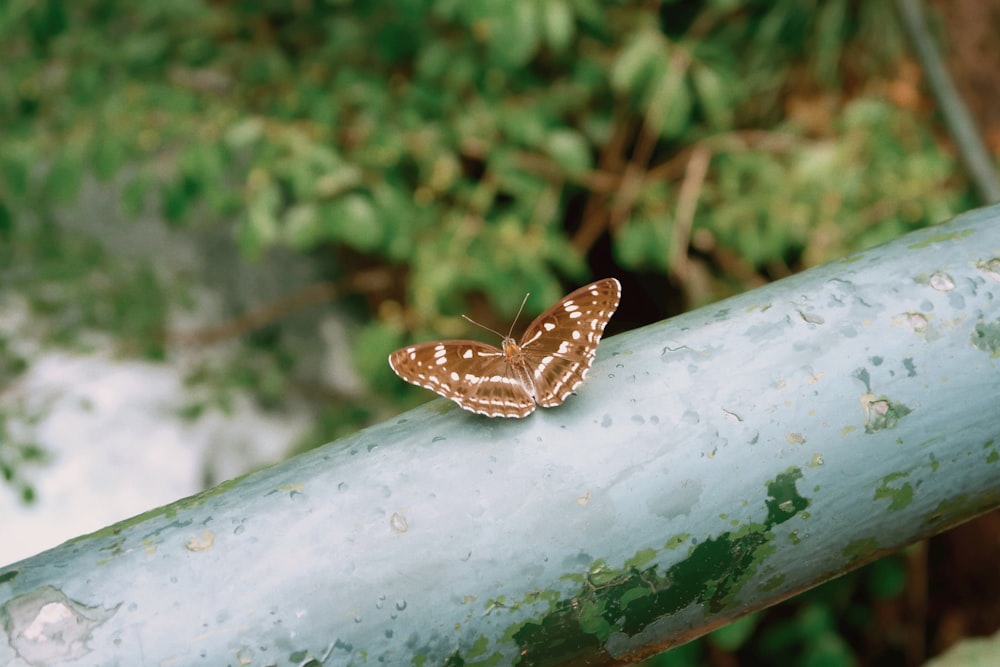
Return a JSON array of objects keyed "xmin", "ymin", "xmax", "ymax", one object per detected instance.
[
  {"xmin": 521, "ymin": 330, "xmax": 543, "ymax": 346},
  {"xmin": 569, "ymin": 311, "xmax": 582, "ymax": 319},
  {"xmin": 536, "ymin": 355, "xmax": 554, "ymax": 375},
  {"xmin": 434, "ymin": 346, "xmax": 447, "ymax": 358},
  {"xmin": 571, "ymin": 330, "xmax": 581, "ymax": 340},
  {"xmin": 542, "ymin": 321, "xmax": 556, "ymax": 332},
  {"xmin": 467, "ymin": 399, "xmax": 533, "ymax": 417},
  {"xmin": 536, "ymin": 358, "xmax": 584, "ymax": 406},
  {"xmin": 557, "ymin": 340, "xmax": 571, "ymax": 354},
  {"xmin": 563, "ymin": 302, "xmax": 579, "ymax": 312},
  {"xmin": 450, "ymin": 371, "xmax": 460, "ymax": 381},
  {"xmin": 461, "ymin": 348, "xmax": 474, "ymax": 359},
  {"xmin": 486, "ymin": 375, "xmax": 521, "ymax": 385}
]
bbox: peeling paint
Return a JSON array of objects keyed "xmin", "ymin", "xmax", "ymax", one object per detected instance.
[
  {"xmin": 842, "ymin": 537, "xmax": 879, "ymax": 564},
  {"xmin": 925, "ymin": 491, "xmax": 1000, "ymax": 528},
  {"xmin": 859, "ymin": 393, "xmax": 912, "ymax": 433},
  {"xmin": 765, "ymin": 468, "xmax": 809, "ymax": 525},
  {"xmin": 928, "ymin": 272, "xmax": 956, "ymax": 291},
  {"xmin": 447, "ymin": 470, "xmax": 815, "ymax": 665},
  {"xmin": 985, "ymin": 440, "xmax": 998, "ymax": 465},
  {"xmin": 272, "ymin": 483, "xmax": 305, "ymax": 497},
  {"xmin": 971, "ymin": 318, "xmax": 1000, "ymax": 357},
  {"xmin": 874, "ymin": 472, "xmax": 913, "ymax": 511},
  {"xmin": 975, "ymin": 257, "xmax": 1000, "ymax": 282},
  {"xmin": 390, "ymin": 512, "xmax": 408, "ymax": 533},
  {"xmin": 758, "ymin": 574, "xmax": 785, "ymax": 592},
  {"xmin": 185, "ymin": 530, "xmax": 215, "ymax": 551},
  {"xmin": 798, "ymin": 310, "xmax": 825, "ymax": 325},
  {"xmin": 906, "ymin": 228, "xmax": 975, "ymax": 249},
  {"xmin": 895, "ymin": 311, "xmax": 930, "ymax": 334},
  {"xmin": 1, "ymin": 586, "xmax": 117, "ymax": 665}
]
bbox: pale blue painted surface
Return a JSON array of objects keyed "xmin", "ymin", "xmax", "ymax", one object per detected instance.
[{"xmin": 1, "ymin": 204, "xmax": 999, "ymax": 665}]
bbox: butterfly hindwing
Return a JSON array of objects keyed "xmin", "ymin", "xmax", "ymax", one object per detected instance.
[{"xmin": 388, "ymin": 340, "xmax": 536, "ymax": 417}]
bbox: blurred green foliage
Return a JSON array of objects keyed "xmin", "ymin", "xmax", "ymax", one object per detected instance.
[
  {"xmin": 1, "ymin": 0, "xmax": 968, "ymax": 433},
  {"xmin": 0, "ymin": 0, "xmax": 970, "ymax": 415},
  {"xmin": 0, "ymin": 0, "xmax": 968, "ymax": 321},
  {"xmin": 0, "ymin": 0, "xmax": 976, "ymax": 662}
]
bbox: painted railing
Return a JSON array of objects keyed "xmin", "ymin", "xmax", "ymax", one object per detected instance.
[{"xmin": 2, "ymin": 204, "xmax": 999, "ymax": 666}]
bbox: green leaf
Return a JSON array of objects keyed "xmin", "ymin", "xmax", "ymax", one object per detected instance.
[
  {"xmin": 225, "ymin": 118, "xmax": 265, "ymax": 149},
  {"xmin": 488, "ymin": 1, "xmax": 540, "ymax": 67},
  {"xmin": 241, "ymin": 182, "xmax": 282, "ymax": 257},
  {"xmin": 614, "ymin": 215, "xmax": 673, "ymax": 272},
  {"xmin": 691, "ymin": 60, "xmax": 732, "ymax": 130},
  {"xmin": 652, "ymin": 60, "xmax": 692, "ymax": 139},
  {"xmin": 610, "ymin": 29, "xmax": 664, "ymax": 97},
  {"xmin": 544, "ymin": 128, "xmax": 592, "ymax": 175},
  {"xmin": 499, "ymin": 106, "xmax": 547, "ymax": 149},
  {"xmin": 283, "ymin": 203, "xmax": 321, "ymax": 250},
  {"xmin": 323, "ymin": 193, "xmax": 382, "ymax": 253},
  {"xmin": 542, "ymin": 0, "xmax": 574, "ymax": 54}
]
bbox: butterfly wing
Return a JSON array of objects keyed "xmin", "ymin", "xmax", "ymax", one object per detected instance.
[
  {"xmin": 388, "ymin": 340, "xmax": 536, "ymax": 418},
  {"xmin": 518, "ymin": 278, "xmax": 621, "ymax": 407}
]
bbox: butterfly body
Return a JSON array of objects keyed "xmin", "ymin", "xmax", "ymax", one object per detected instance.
[{"xmin": 389, "ymin": 278, "xmax": 621, "ymax": 418}]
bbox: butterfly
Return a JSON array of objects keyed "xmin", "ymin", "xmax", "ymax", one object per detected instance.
[{"xmin": 388, "ymin": 278, "xmax": 621, "ymax": 417}]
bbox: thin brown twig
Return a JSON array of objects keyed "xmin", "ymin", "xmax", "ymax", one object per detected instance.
[
  {"xmin": 163, "ymin": 268, "xmax": 396, "ymax": 347},
  {"xmin": 571, "ymin": 107, "xmax": 634, "ymax": 254},
  {"xmin": 609, "ymin": 46, "xmax": 693, "ymax": 240},
  {"xmin": 164, "ymin": 281, "xmax": 344, "ymax": 347},
  {"xmin": 671, "ymin": 144, "xmax": 712, "ymax": 284}
]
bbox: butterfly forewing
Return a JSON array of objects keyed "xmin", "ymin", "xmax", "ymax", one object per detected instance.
[
  {"xmin": 389, "ymin": 278, "xmax": 621, "ymax": 418},
  {"xmin": 518, "ymin": 278, "xmax": 622, "ymax": 406}
]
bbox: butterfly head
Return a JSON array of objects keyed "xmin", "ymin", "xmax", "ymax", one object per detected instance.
[{"xmin": 502, "ymin": 337, "xmax": 523, "ymax": 363}]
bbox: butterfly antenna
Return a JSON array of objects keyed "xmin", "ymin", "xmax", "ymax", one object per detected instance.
[
  {"xmin": 506, "ymin": 292, "xmax": 530, "ymax": 338},
  {"xmin": 461, "ymin": 292, "xmax": 531, "ymax": 340}
]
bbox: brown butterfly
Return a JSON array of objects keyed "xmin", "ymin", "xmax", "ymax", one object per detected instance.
[{"xmin": 388, "ymin": 278, "xmax": 621, "ymax": 417}]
